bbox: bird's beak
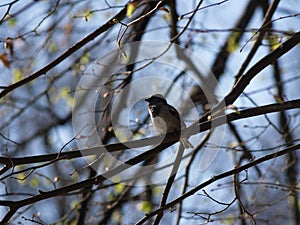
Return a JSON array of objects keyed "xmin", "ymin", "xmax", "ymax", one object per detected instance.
[{"xmin": 145, "ymin": 97, "xmax": 150, "ymax": 102}]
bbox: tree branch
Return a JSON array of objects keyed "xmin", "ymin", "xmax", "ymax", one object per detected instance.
[
  {"xmin": 135, "ymin": 143, "xmax": 300, "ymax": 224},
  {"xmin": 211, "ymin": 31, "xmax": 300, "ymax": 114},
  {"xmin": 1, "ymin": 99, "xmax": 300, "ymax": 223},
  {"xmin": 0, "ymin": 7, "xmax": 127, "ymax": 99},
  {"xmin": 1, "ymin": 99, "xmax": 300, "ymax": 173}
]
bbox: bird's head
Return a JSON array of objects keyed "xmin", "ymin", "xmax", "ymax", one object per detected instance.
[{"xmin": 145, "ymin": 94, "xmax": 167, "ymax": 105}]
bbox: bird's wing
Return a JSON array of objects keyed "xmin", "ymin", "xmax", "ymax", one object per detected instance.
[
  {"xmin": 167, "ymin": 104, "xmax": 181, "ymax": 121},
  {"xmin": 168, "ymin": 104, "xmax": 187, "ymax": 129}
]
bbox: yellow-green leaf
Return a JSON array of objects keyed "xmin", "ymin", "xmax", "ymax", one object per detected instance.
[
  {"xmin": 16, "ymin": 172, "xmax": 27, "ymax": 185},
  {"xmin": 137, "ymin": 201, "xmax": 152, "ymax": 213},
  {"xmin": 223, "ymin": 214, "xmax": 235, "ymax": 225},
  {"xmin": 127, "ymin": 1, "xmax": 141, "ymax": 18},
  {"xmin": 112, "ymin": 18, "xmax": 119, "ymax": 24},
  {"xmin": 79, "ymin": 53, "xmax": 90, "ymax": 65},
  {"xmin": 269, "ymin": 35, "xmax": 281, "ymax": 51},
  {"xmin": 30, "ymin": 177, "xmax": 39, "ymax": 187},
  {"xmin": 7, "ymin": 16, "xmax": 17, "ymax": 27},
  {"xmin": 114, "ymin": 182, "xmax": 126, "ymax": 194},
  {"xmin": 50, "ymin": 86, "xmax": 74, "ymax": 108},
  {"xmin": 227, "ymin": 31, "xmax": 241, "ymax": 53},
  {"xmin": 83, "ymin": 9, "xmax": 93, "ymax": 22},
  {"xmin": 70, "ymin": 199, "xmax": 79, "ymax": 209},
  {"xmin": 13, "ymin": 68, "xmax": 22, "ymax": 83},
  {"xmin": 49, "ymin": 42, "xmax": 57, "ymax": 53},
  {"xmin": 153, "ymin": 186, "xmax": 163, "ymax": 195}
]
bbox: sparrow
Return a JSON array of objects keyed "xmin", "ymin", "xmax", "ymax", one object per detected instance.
[{"xmin": 145, "ymin": 94, "xmax": 194, "ymax": 149}]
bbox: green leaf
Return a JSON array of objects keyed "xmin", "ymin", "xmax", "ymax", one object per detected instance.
[
  {"xmin": 137, "ymin": 201, "xmax": 152, "ymax": 213},
  {"xmin": 112, "ymin": 18, "xmax": 119, "ymax": 24},
  {"xmin": 83, "ymin": 9, "xmax": 93, "ymax": 22},
  {"xmin": 114, "ymin": 182, "xmax": 126, "ymax": 194},
  {"xmin": 127, "ymin": 1, "xmax": 141, "ymax": 18},
  {"xmin": 7, "ymin": 16, "xmax": 17, "ymax": 27},
  {"xmin": 268, "ymin": 35, "xmax": 281, "ymax": 51},
  {"xmin": 49, "ymin": 42, "xmax": 57, "ymax": 53},
  {"xmin": 227, "ymin": 31, "xmax": 241, "ymax": 53},
  {"xmin": 13, "ymin": 68, "xmax": 22, "ymax": 83},
  {"xmin": 79, "ymin": 53, "xmax": 90, "ymax": 65},
  {"xmin": 51, "ymin": 87, "xmax": 73, "ymax": 108},
  {"xmin": 70, "ymin": 199, "xmax": 79, "ymax": 209},
  {"xmin": 153, "ymin": 186, "xmax": 163, "ymax": 195},
  {"xmin": 16, "ymin": 172, "xmax": 27, "ymax": 185},
  {"xmin": 30, "ymin": 177, "xmax": 39, "ymax": 187},
  {"xmin": 223, "ymin": 214, "xmax": 235, "ymax": 225}
]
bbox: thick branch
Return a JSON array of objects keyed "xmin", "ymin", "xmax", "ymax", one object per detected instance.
[
  {"xmin": 212, "ymin": 31, "xmax": 300, "ymax": 113},
  {"xmin": 1, "ymin": 99, "xmax": 300, "ymax": 223},
  {"xmin": 235, "ymin": 0, "xmax": 281, "ymax": 80},
  {"xmin": 1, "ymin": 99, "xmax": 300, "ymax": 172}
]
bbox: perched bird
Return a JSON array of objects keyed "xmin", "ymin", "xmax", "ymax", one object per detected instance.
[{"xmin": 145, "ymin": 94, "xmax": 194, "ymax": 149}]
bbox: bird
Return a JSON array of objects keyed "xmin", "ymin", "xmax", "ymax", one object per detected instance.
[{"xmin": 145, "ymin": 94, "xmax": 194, "ymax": 149}]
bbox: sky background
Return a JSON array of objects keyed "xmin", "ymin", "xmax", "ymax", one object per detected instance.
[{"xmin": 0, "ymin": 0, "xmax": 300, "ymax": 224}]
